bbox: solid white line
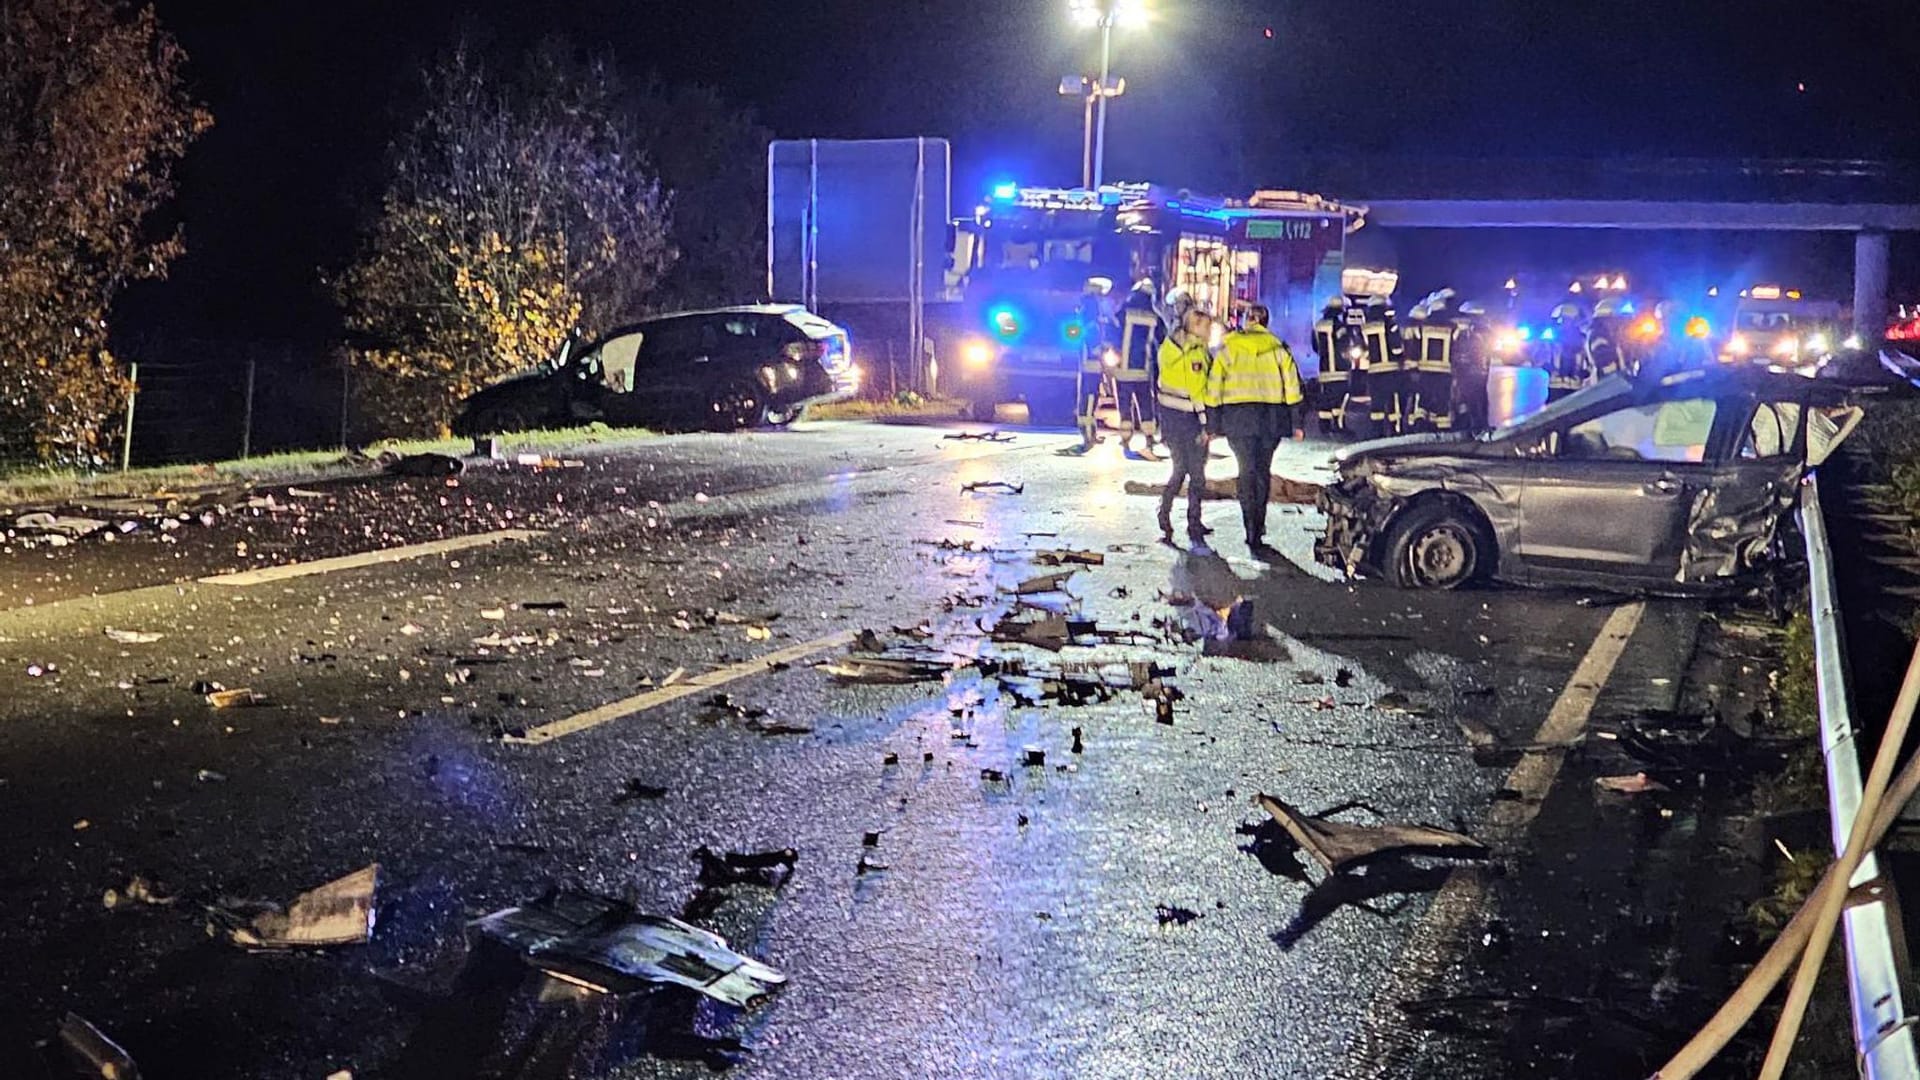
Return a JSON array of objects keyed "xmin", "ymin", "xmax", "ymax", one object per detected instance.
[
  {"xmin": 507, "ymin": 629, "xmax": 858, "ymax": 745},
  {"xmin": 198, "ymin": 529, "xmax": 545, "ymax": 586},
  {"xmin": 1337, "ymin": 600, "xmax": 1647, "ymax": 1078}
]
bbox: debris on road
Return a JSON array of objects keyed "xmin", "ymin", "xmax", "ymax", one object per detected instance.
[
  {"xmin": 1034, "ymin": 549, "xmax": 1105, "ymax": 567},
  {"xmin": 205, "ymin": 688, "xmax": 265, "ymax": 708},
  {"xmin": 1071, "ymin": 726, "xmax": 1084, "ymax": 754},
  {"xmin": 14, "ymin": 512, "xmax": 111, "ymax": 539},
  {"xmin": 473, "ymin": 890, "xmax": 786, "ymax": 1006},
  {"xmin": 1122, "ymin": 475, "xmax": 1322, "ymax": 504},
  {"xmin": 612, "ymin": 779, "xmax": 669, "ymax": 803},
  {"xmin": 943, "ymin": 431, "xmax": 1015, "ymax": 443},
  {"xmin": 103, "ymin": 874, "xmax": 176, "ymax": 910},
  {"xmin": 819, "ymin": 654, "xmax": 951, "ymax": 684},
  {"xmin": 58, "ymin": 1012, "xmax": 140, "ymax": 1080},
  {"xmin": 961, "ymin": 480, "xmax": 1024, "ymax": 495},
  {"xmin": 1595, "ymin": 772, "xmax": 1670, "ymax": 795},
  {"xmin": 103, "ymin": 629, "xmax": 164, "ymax": 644},
  {"xmin": 1013, "ymin": 570, "xmax": 1078, "ymax": 595},
  {"xmin": 1146, "ymin": 679, "xmax": 1183, "ymax": 724},
  {"xmin": 1255, "ymin": 795, "xmax": 1487, "ymax": 874},
  {"xmin": 379, "ymin": 451, "xmax": 464, "ymax": 477},
  {"xmin": 209, "ymin": 864, "xmax": 379, "ymax": 949},
  {"xmin": 694, "ymin": 846, "xmax": 799, "ymax": 891},
  {"xmin": 1155, "ymin": 904, "xmax": 1203, "ymax": 926}
]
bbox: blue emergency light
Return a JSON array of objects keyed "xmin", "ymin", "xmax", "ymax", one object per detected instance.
[{"xmin": 990, "ymin": 181, "xmax": 1019, "ymax": 201}]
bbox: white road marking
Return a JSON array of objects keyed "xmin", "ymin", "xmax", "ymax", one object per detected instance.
[
  {"xmin": 507, "ymin": 629, "xmax": 858, "ymax": 745},
  {"xmin": 198, "ymin": 529, "xmax": 545, "ymax": 587},
  {"xmin": 1337, "ymin": 600, "xmax": 1648, "ymax": 1078}
]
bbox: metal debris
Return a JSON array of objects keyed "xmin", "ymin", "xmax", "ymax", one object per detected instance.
[
  {"xmin": 103, "ymin": 629, "xmax": 163, "ymax": 644},
  {"xmin": 1254, "ymin": 795, "xmax": 1486, "ymax": 875},
  {"xmin": 473, "ymin": 889, "xmax": 786, "ymax": 1007},
  {"xmin": 102, "ymin": 874, "xmax": 176, "ymax": 910},
  {"xmin": 612, "ymin": 779, "xmax": 668, "ymax": 803},
  {"xmin": 1155, "ymin": 904, "xmax": 1203, "ymax": 926},
  {"xmin": 209, "ymin": 864, "xmax": 379, "ymax": 948},
  {"xmin": 961, "ymin": 480, "xmax": 1024, "ymax": 495},
  {"xmin": 943, "ymin": 431, "xmax": 1015, "ymax": 442},
  {"xmin": 59, "ymin": 1012, "xmax": 140, "ymax": 1080}
]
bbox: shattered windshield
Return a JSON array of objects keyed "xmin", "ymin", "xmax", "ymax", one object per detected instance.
[{"xmin": 1487, "ymin": 374, "xmax": 1634, "ymax": 440}]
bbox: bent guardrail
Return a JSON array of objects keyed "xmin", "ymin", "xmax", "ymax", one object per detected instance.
[{"xmin": 1799, "ymin": 471, "xmax": 1920, "ymax": 1079}]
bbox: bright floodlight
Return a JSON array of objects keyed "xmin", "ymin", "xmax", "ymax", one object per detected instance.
[
  {"xmin": 1114, "ymin": 0, "xmax": 1150, "ymax": 28},
  {"xmin": 1068, "ymin": 0, "xmax": 1100, "ymax": 26}
]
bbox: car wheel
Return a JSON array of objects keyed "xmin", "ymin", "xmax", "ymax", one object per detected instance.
[
  {"xmin": 1383, "ymin": 502, "xmax": 1488, "ymax": 590},
  {"xmin": 763, "ymin": 403, "xmax": 806, "ymax": 427},
  {"xmin": 703, "ymin": 380, "xmax": 768, "ymax": 431},
  {"xmin": 965, "ymin": 398, "xmax": 997, "ymax": 422}
]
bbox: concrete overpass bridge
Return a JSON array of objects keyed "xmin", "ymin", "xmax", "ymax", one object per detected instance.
[{"xmin": 1285, "ymin": 157, "xmax": 1920, "ymax": 336}]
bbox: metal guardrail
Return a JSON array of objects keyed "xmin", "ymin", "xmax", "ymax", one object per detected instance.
[{"xmin": 1799, "ymin": 471, "xmax": 1920, "ymax": 1079}]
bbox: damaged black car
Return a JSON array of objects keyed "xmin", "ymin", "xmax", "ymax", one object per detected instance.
[
  {"xmin": 1315, "ymin": 368, "xmax": 1863, "ymax": 590},
  {"xmin": 452, "ymin": 305, "xmax": 859, "ymax": 435}
]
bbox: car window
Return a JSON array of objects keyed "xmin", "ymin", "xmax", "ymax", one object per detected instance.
[
  {"xmin": 1740, "ymin": 401, "xmax": 1803, "ymax": 460},
  {"xmin": 1563, "ymin": 398, "xmax": 1717, "ymax": 463},
  {"xmin": 600, "ymin": 333, "xmax": 642, "ymax": 392},
  {"xmin": 635, "ymin": 318, "xmax": 701, "ymax": 363}
]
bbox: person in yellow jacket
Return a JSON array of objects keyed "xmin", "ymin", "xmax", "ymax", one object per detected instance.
[
  {"xmin": 1155, "ymin": 302, "xmax": 1215, "ymax": 543},
  {"xmin": 1207, "ymin": 303, "xmax": 1304, "ymax": 554}
]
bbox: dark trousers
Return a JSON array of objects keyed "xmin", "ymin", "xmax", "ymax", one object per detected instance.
[
  {"xmin": 1226, "ymin": 432, "xmax": 1279, "ymax": 543},
  {"xmin": 1158, "ymin": 409, "xmax": 1207, "ymax": 532},
  {"xmin": 1216, "ymin": 402, "xmax": 1286, "ymax": 544}
]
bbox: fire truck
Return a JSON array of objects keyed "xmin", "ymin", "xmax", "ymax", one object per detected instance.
[{"xmin": 939, "ymin": 182, "xmax": 1357, "ymax": 424}]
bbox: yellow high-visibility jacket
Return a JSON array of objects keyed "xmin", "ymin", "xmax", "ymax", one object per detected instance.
[
  {"xmin": 1209, "ymin": 325, "xmax": 1303, "ymax": 407},
  {"xmin": 1156, "ymin": 335, "xmax": 1212, "ymax": 413}
]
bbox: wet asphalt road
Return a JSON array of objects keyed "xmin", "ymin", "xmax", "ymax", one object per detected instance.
[{"xmin": 0, "ymin": 421, "xmax": 1777, "ymax": 1078}]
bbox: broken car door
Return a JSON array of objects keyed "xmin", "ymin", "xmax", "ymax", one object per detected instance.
[
  {"xmin": 1517, "ymin": 395, "xmax": 1721, "ymax": 581},
  {"xmin": 1676, "ymin": 398, "xmax": 1865, "ymax": 581},
  {"xmin": 1677, "ymin": 398, "xmax": 1806, "ymax": 582}
]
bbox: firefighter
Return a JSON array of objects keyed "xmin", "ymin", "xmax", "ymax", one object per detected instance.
[
  {"xmin": 1068, "ymin": 277, "xmax": 1117, "ymax": 454},
  {"xmin": 1115, "ymin": 277, "xmax": 1163, "ymax": 460},
  {"xmin": 1155, "ymin": 301, "xmax": 1215, "ymax": 543},
  {"xmin": 1207, "ymin": 303, "xmax": 1303, "ymax": 555}
]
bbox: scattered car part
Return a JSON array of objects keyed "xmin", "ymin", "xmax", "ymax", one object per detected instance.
[
  {"xmin": 1255, "ymin": 794, "xmax": 1486, "ymax": 874},
  {"xmin": 59, "ymin": 1012, "xmax": 140, "ymax": 1080},
  {"xmin": 473, "ymin": 890, "xmax": 786, "ymax": 1007},
  {"xmin": 209, "ymin": 864, "xmax": 379, "ymax": 949}
]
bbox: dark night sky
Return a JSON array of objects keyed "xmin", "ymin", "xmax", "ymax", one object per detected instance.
[{"xmin": 125, "ymin": 0, "xmax": 1920, "ymax": 341}]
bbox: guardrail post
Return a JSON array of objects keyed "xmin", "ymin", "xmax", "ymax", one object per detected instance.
[{"xmin": 120, "ymin": 361, "xmax": 137, "ymax": 472}]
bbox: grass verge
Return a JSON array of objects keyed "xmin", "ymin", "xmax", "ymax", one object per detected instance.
[
  {"xmin": 0, "ymin": 425, "xmax": 656, "ymax": 507},
  {"xmin": 807, "ymin": 394, "xmax": 972, "ymax": 423}
]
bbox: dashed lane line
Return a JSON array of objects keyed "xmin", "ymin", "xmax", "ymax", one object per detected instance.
[
  {"xmin": 1336, "ymin": 600, "xmax": 1648, "ymax": 1078},
  {"xmin": 506, "ymin": 629, "xmax": 859, "ymax": 745},
  {"xmin": 197, "ymin": 529, "xmax": 547, "ymax": 587}
]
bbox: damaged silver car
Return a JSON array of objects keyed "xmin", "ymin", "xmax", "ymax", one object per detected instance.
[{"xmin": 1315, "ymin": 369, "xmax": 1862, "ymax": 590}]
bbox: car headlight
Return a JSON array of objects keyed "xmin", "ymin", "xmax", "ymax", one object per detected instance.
[
  {"xmin": 1101, "ymin": 347, "xmax": 1120, "ymax": 368},
  {"xmin": 961, "ymin": 339, "xmax": 995, "ymax": 369},
  {"xmin": 1727, "ymin": 332, "xmax": 1750, "ymax": 356},
  {"xmin": 1773, "ymin": 335, "xmax": 1799, "ymax": 357}
]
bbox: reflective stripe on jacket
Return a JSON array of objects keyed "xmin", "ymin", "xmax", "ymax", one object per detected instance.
[
  {"xmin": 1208, "ymin": 325, "xmax": 1303, "ymax": 406},
  {"xmin": 1156, "ymin": 336, "xmax": 1211, "ymax": 413}
]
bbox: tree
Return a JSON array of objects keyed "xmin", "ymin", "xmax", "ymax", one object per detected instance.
[
  {"xmin": 0, "ymin": 0, "xmax": 209, "ymax": 465},
  {"xmin": 335, "ymin": 44, "xmax": 674, "ymax": 435},
  {"xmin": 626, "ymin": 82, "xmax": 773, "ymax": 310}
]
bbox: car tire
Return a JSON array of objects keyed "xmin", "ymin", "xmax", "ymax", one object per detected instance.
[
  {"xmin": 763, "ymin": 403, "xmax": 806, "ymax": 427},
  {"xmin": 965, "ymin": 399, "xmax": 998, "ymax": 422},
  {"xmin": 707, "ymin": 380, "xmax": 767, "ymax": 431},
  {"xmin": 1382, "ymin": 502, "xmax": 1489, "ymax": 590}
]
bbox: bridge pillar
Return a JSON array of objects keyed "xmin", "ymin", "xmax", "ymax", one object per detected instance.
[{"xmin": 1855, "ymin": 229, "xmax": 1890, "ymax": 342}]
